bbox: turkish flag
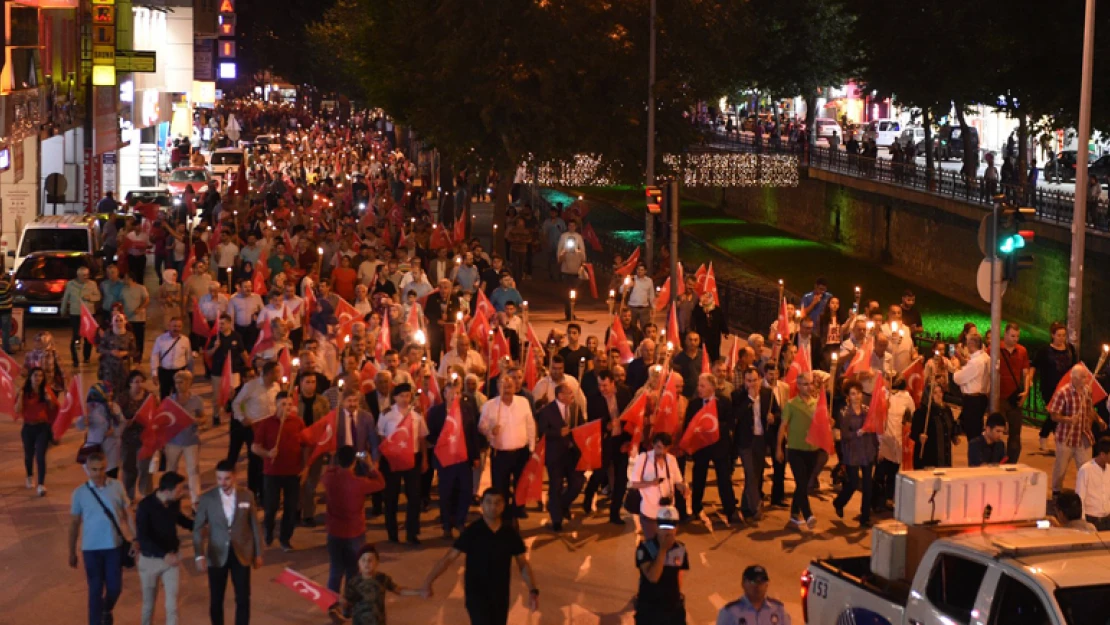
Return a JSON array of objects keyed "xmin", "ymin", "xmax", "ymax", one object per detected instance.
[
  {"xmin": 701, "ymin": 345, "xmax": 712, "ymax": 375},
  {"xmin": 725, "ymin": 336, "xmax": 741, "ymax": 373},
  {"xmin": 219, "ymin": 356, "xmax": 234, "ymax": 406},
  {"xmin": 654, "ymin": 277, "xmax": 672, "ymax": 312},
  {"xmin": 135, "ymin": 202, "xmax": 160, "ymax": 223},
  {"xmin": 138, "ymin": 397, "xmax": 196, "ymax": 459},
  {"xmin": 379, "ymin": 413, "xmax": 416, "ymax": 472},
  {"xmin": 899, "ymin": 357, "xmax": 926, "ymax": 406},
  {"xmin": 679, "ymin": 397, "xmax": 720, "ymax": 454},
  {"xmin": 375, "ymin": 313, "xmax": 391, "ymax": 363},
  {"xmin": 860, "ymin": 374, "xmax": 889, "ymax": 434},
  {"xmin": 191, "ymin": 300, "xmax": 212, "ymax": 337},
  {"xmin": 607, "ymin": 315, "xmax": 635, "ymax": 364},
  {"xmin": 583, "ymin": 263, "xmax": 599, "ymax": 299},
  {"xmin": 614, "ymin": 247, "xmax": 641, "ymax": 278},
  {"xmin": 334, "ymin": 297, "xmax": 360, "ymax": 328},
  {"xmin": 515, "ymin": 440, "xmax": 546, "ymax": 506},
  {"xmin": 429, "ymin": 226, "xmax": 453, "ymax": 250},
  {"xmin": 654, "ymin": 372, "xmax": 681, "ymax": 435},
  {"xmin": 775, "ymin": 296, "xmax": 790, "ymax": 341},
  {"xmin": 572, "ymin": 419, "xmax": 602, "ymax": 471},
  {"xmin": 249, "ymin": 333, "xmax": 274, "ymax": 360},
  {"xmin": 620, "ymin": 391, "xmax": 649, "ymax": 451},
  {"xmin": 526, "ymin": 323, "xmax": 544, "ymax": 350},
  {"xmin": 273, "ymin": 567, "xmax": 339, "ymax": 612},
  {"xmin": 704, "ymin": 262, "xmax": 719, "ymax": 306},
  {"xmin": 359, "ymin": 361, "xmax": 379, "ymax": 395},
  {"xmin": 434, "ymin": 397, "xmax": 469, "ymax": 467},
  {"xmin": 667, "ymin": 302, "xmax": 681, "ymax": 348},
  {"xmin": 302, "ymin": 284, "xmax": 316, "ymax": 331},
  {"xmin": 1055, "ymin": 363, "xmax": 1109, "ymax": 404},
  {"xmin": 693, "ymin": 264, "xmax": 707, "ymax": 297},
  {"xmin": 474, "ymin": 288, "xmax": 495, "ymax": 321},
  {"xmin": 805, "ymin": 391, "xmax": 836, "ymax": 455},
  {"xmin": 278, "ymin": 348, "xmax": 294, "ymax": 380},
  {"xmin": 0, "ymin": 349, "xmax": 23, "ymax": 380},
  {"xmin": 180, "ymin": 249, "xmax": 195, "ymax": 284},
  {"xmin": 845, "ymin": 338, "xmax": 873, "ymax": 376},
  {"xmin": 51, "ymin": 375, "xmax": 86, "ymax": 441},
  {"xmin": 675, "ymin": 263, "xmax": 686, "ymax": 296},
  {"xmin": 406, "ymin": 301, "xmax": 423, "ymax": 331},
  {"xmin": 300, "ymin": 410, "xmax": 338, "ymax": 467},
  {"xmin": 522, "ymin": 342, "xmax": 538, "ymax": 392},
  {"xmin": 468, "ymin": 312, "xmax": 490, "ymax": 352},
  {"xmin": 79, "ymin": 303, "xmax": 100, "ymax": 345},
  {"xmin": 581, "ymin": 223, "xmax": 603, "ymax": 252},
  {"xmin": 784, "ymin": 346, "xmax": 812, "ymax": 398},
  {"xmin": 0, "ymin": 369, "xmax": 16, "ymax": 420},
  {"xmin": 252, "ymin": 267, "xmax": 268, "ymax": 296},
  {"xmin": 453, "ymin": 210, "xmax": 468, "ymax": 244},
  {"xmin": 489, "ymin": 328, "xmax": 511, "ymax": 378}
]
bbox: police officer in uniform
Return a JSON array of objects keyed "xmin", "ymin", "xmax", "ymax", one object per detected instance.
[{"xmin": 716, "ymin": 564, "xmax": 791, "ymax": 625}]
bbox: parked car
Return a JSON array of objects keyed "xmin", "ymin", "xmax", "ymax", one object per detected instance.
[
  {"xmin": 166, "ymin": 166, "xmax": 214, "ymax": 196},
  {"xmin": 815, "ymin": 118, "xmax": 843, "ymax": 143},
  {"xmin": 933, "ymin": 124, "xmax": 980, "ymax": 161},
  {"xmin": 862, "ymin": 119, "xmax": 902, "ymax": 147},
  {"xmin": 123, "ymin": 187, "xmax": 173, "ymax": 209},
  {"xmin": 252, "ymin": 134, "xmax": 285, "ymax": 154},
  {"xmin": 13, "ymin": 251, "xmax": 103, "ymax": 317},
  {"xmin": 897, "ymin": 126, "xmax": 927, "ymax": 153},
  {"xmin": 210, "ymin": 147, "xmax": 248, "ymax": 180},
  {"xmin": 9, "ymin": 216, "xmax": 101, "ymax": 276}
]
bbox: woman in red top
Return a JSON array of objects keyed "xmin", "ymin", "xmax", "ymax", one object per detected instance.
[
  {"xmin": 16, "ymin": 367, "xmax": 59, "ymax": 496},
  {"xmin": 332, "ymin": 255, "xmax": 358, "ymax": 303}
]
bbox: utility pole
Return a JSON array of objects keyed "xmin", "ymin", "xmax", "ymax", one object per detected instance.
[
  {"xmin": 1068, "ymin": 0, "xmax": 1097, "ymax": 351},
  {"xmin": 990, "ymin": 201, "xmax": 1002, "ymax": 413},
  {"xmin": 644, "ymin": 0, "xmax": 657, "ymax": 273}
]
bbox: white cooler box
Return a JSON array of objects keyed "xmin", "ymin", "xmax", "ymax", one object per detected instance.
[
  {"xmin": 871, "ymin": 520, "xmax": 908, "ymax": 580},
  {"xmin": 894, "ymin": 465, "xmax": 1047, "ymax": 526}
]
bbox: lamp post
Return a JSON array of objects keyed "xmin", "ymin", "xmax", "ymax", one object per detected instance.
[
  {"xmin": 1068, "ymin": 0, "xmax": 1097, "ymax": 351},
  {"xmin": 644, "ymin": 0, "xmax": 658, "ymax": 272}
]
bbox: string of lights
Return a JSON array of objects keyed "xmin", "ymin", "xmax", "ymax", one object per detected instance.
[{"xmin": 526, "ymin": 152, "xmax": 799, "ymax": 188}]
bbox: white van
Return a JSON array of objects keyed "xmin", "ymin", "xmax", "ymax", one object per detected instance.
[
  {"xmin": 209, "ymin": 147, "xmax": 248, "ymax": 181},
  {"xmin": 863, "ymin": 119, "xmax": 902, "ymax": 147},
  {"xmin": 9, "ymin": 215, "xmax": 100, "ymax": 275}
]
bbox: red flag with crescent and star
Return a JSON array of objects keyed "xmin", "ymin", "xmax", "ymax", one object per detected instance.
[
  {"xmin": 488, "ymin": 328, "xmax": 511, "ymax": 378},
  {"xmin": 429, "ymin": 225, "xmax": 453, "ymax": 250},
  {"xmin": 0, "ymin": 369, "xmax": 16, "ymax": 420},
  {"xmin": 468, "ymin": 311, "xmax": 491, "ymax": 352},
  {"xmin": 51, "ymin": 375, "xmax": 86, "ymax": 441},
  {"xmin": 667, "ymin": 302, "xmax": 681, "ymax": 348},
  {"xmin": 582, "ymin": 223, "xmax": 603, "ymax": 252},
  {"xmin": 379, "ymin": 413, "xmax": 416, "ymax": 471},
  {"xmin": 899, "ymin": 357, "xmax": 926, "ymax": 406},
  {"xmin": 137, "ymin": 397, "xmax": 195, "ymax": 460},
  {"xmin": 653, "ymin": 372, "xmax": 681, "ymax": 435},
  {"xmin": 607, "ymin": 315, "xmax": 635, "ymax": 364},
  {"xmin": 845, "ymin": 338, "xmax": 874, "ymax": 377},
  {"xmin": 701, "ymin": 345, "xmax": 712, "ymax": 375},
  {"xmin": 334, "ymin": 296, "xmax": 360, "ymax": 328},
  {"xmin": 515, "ymin": 439, "xmax": 546, "ymax": 506},
  {"xmin": 784, "ymin": 346, "xmax": 812, "ymax": 398},
  {"xmin": 300, "ymin": 410, "xmax": 338, "ymax": 466},
  {"xmin": 572, "ymin": 419, "xmax": 603, "ymax": 471},
  {"xmin": 252, "ymin": 266, "xmax": 268, "ymax": 296},
  {"xmin": 583, "ymin": 263, "xmax": 599, "ymax": 299},
  {"xmin": 273, "ymin": 567, "xmax": 339, "ymax": 612},
  {"xmin": 620, "ymin": 391, "xmax": 650, "ymax": 450},
  {"xmin": 474, "ymin": 288, "xmax": 495, "ymax": 321},
  {"xmin": 860, "ymin": 375, "xmax": 889, "ymax": 435},
  {"xmin": 191, "ymin": 299, "xmax": 212, "ymax": 337},
  {"xmin": 775, "ymin": 297, "xmax": 790, "ymax": 341},
  {"xmin": 406, "ymin": 301, "xmax": 423, "ymax": 331},
  {"xmin": 0, "ymin": 349, "xmax": 23, "ymax": 379},
  {"xmin": 1055, "ymin": 363, "xmax": 1109, "ymax": 404},
  {"xmin": 654, "ymin": 277, "xmax": 672, "ymax": 312},
  {"xmin": 679, "ymin": 397, "xmax": 720, "ymax": 454},
  {"xmin": 614, "ymin": 247, "xmax": 641, "ymax": 278},
  {"xmin": 453, "ymin": 210, "xmax": 468, "ymax": 244},
  {"xmin": 80, "ymin": 303, "xmax": 100, "ymax": 345},
  {"xmin": 522, "ymin": 342, "xmax": 538, "ymax": 392},
  {"xmin": 704, "ymin": 262, "xmax": 719, "ymax": 306},
  {"xmin": 526, "ymin": 323, "xmax": 544, "ymax": 350},
  {"xmin": 359, "ymin": 361, "xmax": 379, "ymax": 395},
  {"xmin": 693, "ymin": 264, "xmax": 707, "ymax": 297},
  {"xmin": 434, "ymin": 397, "xmax": 469, "ymax": 467},
  {"xmin": 805, "ymin": 391, "xmax": 836, "ymax": 455}
]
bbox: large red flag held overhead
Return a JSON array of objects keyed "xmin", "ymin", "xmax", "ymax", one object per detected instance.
[
  {"xmin": 572, "ymin": 419, "xmax": 602, "ymax": 471},
  {"xmin": 679, "ymin": 397, "xmax": 720, "ymax": 454},
  {"xmin": 614, "ymin": 247, "xmax": 641, "ymax": 278}
]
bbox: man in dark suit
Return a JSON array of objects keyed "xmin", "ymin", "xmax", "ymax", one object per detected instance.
[
  {"xmin": 537, "ymin": 382, "xmax": 586, "ymax": 531},
  {"xmin": 192, "ymin": 459, "xmax": 263, "ymax": 625},
  {"xmin": 732, "ymin": 366, "xmax": 780, "ymax": 522},
  {"xmin": 686, "ymin": 373, "xmax": 740, "ymax": 525},
  {"xmin": 582, "ymin": 370, "xmax": 632, "ymax": 524},
  {"xmin": 625, "ymin": 338, "xmax": 655, "ymax": 394},
  {"xmin": 791, "ymin": 316, "xmax": 821, "ymax": 373},
  {"xmin": 425, "ymin": 380, "xmax": 482, "ymax": 539},
  {"xmin": 422, "ymin": 279, "xmax": 460, "ymax": 362}
]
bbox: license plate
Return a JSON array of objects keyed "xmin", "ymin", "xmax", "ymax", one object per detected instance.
[{"xmin": 29, "ymin": 306, "xmax": 58, "ymax": 314}]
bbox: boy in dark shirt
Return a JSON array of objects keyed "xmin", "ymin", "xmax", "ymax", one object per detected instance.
[
  {"xmin": 968, "ymin": 413, "xmax": 1009, "ymax": 466},
  {"xmin": 135, "ymin": 472, "xmax": 194, "ymax": 625}
]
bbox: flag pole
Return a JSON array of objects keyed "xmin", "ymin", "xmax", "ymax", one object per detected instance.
[{"xmin": 919, "ymin": 379, "xmax": 935, "ymax": 460}]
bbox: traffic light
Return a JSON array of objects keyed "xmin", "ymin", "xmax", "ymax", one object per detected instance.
[
  {"xmin": 998, "ymin": 205, "xmax": 1035, "ymax": 282},
  {"xmin": 646, "ymin": 185, "xmax": 662, "ymax": 214}
]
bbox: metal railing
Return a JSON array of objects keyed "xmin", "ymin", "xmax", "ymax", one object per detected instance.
[{"xmin": 699, "ymin": 131, "xmax": 1110, "ymax": 233}]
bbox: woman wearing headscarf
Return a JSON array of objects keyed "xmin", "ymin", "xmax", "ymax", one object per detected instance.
[
  {"xmin": 78, "ymin": 381, "xmax": 124, "ymax": 478},
  {"xmin": 98, "ymin": 312, "xmax": 139, "ymax": 396},
  {"xmin": 159, "ymin": 268, "xmax": 183, "ymax": 330},
  {"xmin": 911, "ymin": 381, "xmax": 960, "ymax": 469}
]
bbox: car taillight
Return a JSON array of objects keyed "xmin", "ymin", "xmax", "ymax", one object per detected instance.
[
  {"xmin": 47, "ymin": 280, "xmax": 66, "ymax": 293},
  {"xmin": 801, "ymin": 569, "xmax": 813, "ymax": 623}
]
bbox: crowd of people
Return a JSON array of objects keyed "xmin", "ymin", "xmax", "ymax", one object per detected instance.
[{"xmin": 14, "ymin": 98, "xmax": 1110, "ymax": 625}]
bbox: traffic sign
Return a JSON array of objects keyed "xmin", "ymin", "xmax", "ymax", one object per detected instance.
[{"xmin": 977, "ymin": 259, "xmax": 1007, "ymax": 303}]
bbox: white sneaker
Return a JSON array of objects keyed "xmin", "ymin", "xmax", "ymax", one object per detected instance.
[
  {"xmin": 25, "ymin": 477, "xmax": 32, "ymax": 489},
  {"xmin": 806, "ymin": 516, "xmax": 818, "ymax": 530},
  {"xmin": 37, "ymin": 485, "xmax": 46, "ymax": 497},
  {"xmin": 1039, "ymin": 438, "xmax": 1048, "ymax": 452}
]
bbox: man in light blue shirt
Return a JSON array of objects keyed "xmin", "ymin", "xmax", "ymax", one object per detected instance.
[
  {"xmin": 489, "ymin": 271, "xmax": 523, "ymax": 312},
  {"xmin": 452, "ymin": 252, "xmax": 481, "ymax": 294},
  {"xmin": 799, "ymin": 276, "xmax": 832, "ymax": 325},
  {"xmin": 69, "ymin": 451, "xmax": 135, "ymax": 625}
]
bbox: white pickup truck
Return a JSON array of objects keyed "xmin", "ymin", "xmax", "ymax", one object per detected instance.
[{"xmin": 803, "ymin": 466, "xmax": 1110, "ymax": 625}]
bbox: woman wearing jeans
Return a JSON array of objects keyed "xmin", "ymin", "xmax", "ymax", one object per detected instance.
[
  {"xmin": 17, "ymin": 366, "xmax": 58, "ymax": 496},
  {"xmin": 119, "ymin": 370, "xmax": 155, "ymax": 500},
  {"xmin": 776, "ymin": 371, "xmax": 824, "ymax": 530},
  {"xmin": 628, "ymin": 432, "xmax": 686, "ymax": 539},
  {"xmin": 832, "ymin": 381, "xmax": 877, "ymax": 528}
]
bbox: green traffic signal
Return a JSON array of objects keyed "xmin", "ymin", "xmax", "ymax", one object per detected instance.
[{"xmin": 998, "ymin": 233, "xmax": 1025, "ymax": 254}]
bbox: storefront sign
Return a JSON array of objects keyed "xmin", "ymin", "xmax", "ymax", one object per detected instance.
[
  {"xmin": 116, "ymin": 50, "xmax": 156, "ymax": 72},
  {"xmin": 102, "ymin": 153, "xmax": 117, "ymax": 196}
]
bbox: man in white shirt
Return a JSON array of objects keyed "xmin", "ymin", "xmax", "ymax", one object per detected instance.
[
  {"xmin": 880, "ymin": 305, "xmax": 913, "ymax": 373},
  {"xmin": 376, "ymin": 383, "xmax": 428, "ymax": 544},
  {"xmin": 479, "ymin": 376, "xmax": 536, "ymax": 517},
  {"xmin": 228, "ymin": 279, "xmax": 264, "ymax": 350},
  {"xmin": 256, "ymin": 290, "xmax": 285, "ymax": 338},
  {"xmin": 1077, "ymin": 438, "xmax": 1110, "ymax": 530},
  {"xmin": 621, "ymin": 264, "xmax": 655, "ymax": 329},
  {"xmin": 151, "ymin": 317, "xmax": 195, "ymax": 399},
  {"xmin": 531, "ymin": 356, "xmax": 587, "ymax": 413},
  {"xmin": 953, "ymin": 334, "xmax": 990, "ymax": 439},
  {"xmin": 874, "ymin": 378, "xmax": 916, "ymax": 512},
  {"xmin": 438, "ymin": 334, "xmax": 487, "ymax": 384},
  {"xmin": 281, "ymin": 282, "xmax": 305, "ymax": 350}
]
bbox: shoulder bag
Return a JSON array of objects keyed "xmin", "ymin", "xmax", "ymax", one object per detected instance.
[{"xmin": 85, "ymin": 483, "xmax": 135, "ymax": 569}]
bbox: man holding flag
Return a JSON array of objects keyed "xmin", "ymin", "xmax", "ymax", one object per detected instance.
[
  {"xmin": 537, "ymin": 383, "xmax": 586, "ymax": 531},
  {"xmin": 250, "ymin": 392, "xmax": 307, "ymax": 552},
  {"xmin": 583, "ymin": 371, "xmax": 632, "ymax": 523},
  {"xmin": 683, "ymin": 374, "xmax": 739, "ymax": 525},
  {"xmin": 425, "ymin": 381, "xmax": 481, "ymax": 539},
  {"xmin": 377, "ymin": 383, "xmax": 428, "ymax": 545},
  {"xmin": 60, "ymin": 266, "xmax": 102, "ymax": 367},
  {"xmin": 776, "ymin": 371, "xmax": 822, "ymax": 530},
  {"xmin": 206, "ymin": 314, "xmax": 248, "ymax": 423}
]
